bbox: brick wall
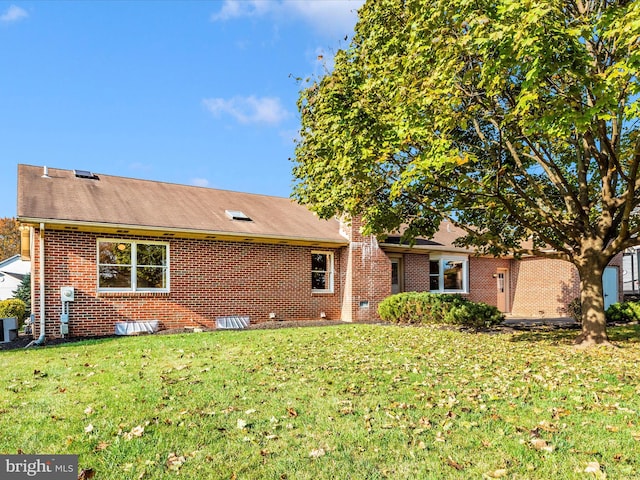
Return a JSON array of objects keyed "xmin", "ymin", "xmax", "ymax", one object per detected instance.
[
  {"xmin": 510, "ymin": 257, "xmax": 579, "ymax": 317},
  {"xmin": 467, "ymin": 257, "xmax": 512, "ymax": 307},
  {"xmin": 404, "ymin": 253, "xmax": 430, "ymax": 292},
  {"xmin": 32, "ymin": 229, "xmax": 343, "ymax": 339},
  {"xmin": 339, "ymin": 217, "xmax": 391, "ymax": 322}
]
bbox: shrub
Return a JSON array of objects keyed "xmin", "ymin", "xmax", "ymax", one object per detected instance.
[
  {"xmin": 12, "ymin": 273, "xmax": 30, "ymax": 319},
  {"xmin": 378, "ymin": 292, "xmax": 504, "ymax": 328},
  {"xmin": 606, "ymin": 301, "xmax": 640, "ymax": 324},
  {"xmin": 567, "ymin": 298, "xmax": 582, "ymax": 322},
  {"xmin": 443, "ymin": 302, "xmax": 504, "ymax": 328},
  {"xmin": 0, "ymin": 298, "xmax": 27, "ymax": 327}
]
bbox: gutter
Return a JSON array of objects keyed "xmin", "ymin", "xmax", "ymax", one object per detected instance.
[
  {"xmin": 25, "ymin": 223, "xmax": 46, "ymax": 348},
  {"xmin": 17, "ymin": 217, "xmax": 349, "ymax": 247}
]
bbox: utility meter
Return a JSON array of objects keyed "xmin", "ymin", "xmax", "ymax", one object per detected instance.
[{"xmin": 60, "ymin": 286, "xmax": 75, "ymax": 302}]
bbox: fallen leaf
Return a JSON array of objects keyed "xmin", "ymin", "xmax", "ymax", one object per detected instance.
[
  {"xmin": 84, "ymin": 424, "xmax": 94, "ymax": 434},
  {"xmin": 585, "ymin": 461, "xmax": 600, "ymax": 473},
  {"xmin": 166, "ymin": 452, "xmax": 186, "ymax": 472},
  {"xmin": 78, "ymin": 468, "xmax": 95, "ymax": 480},
  {"xmin": 287, "ymin": 407, "xmax": 298, "ymax": 418},
  {"xmin": 531, "ymin": 438, "xmax": 554, "ymax": 452},
  {"xmin": 123, "ymin": 425, "xmax": 145, "ymax": 440},
  {"xmin": 484, "ymin": 469, "xmax": 508, "ymax": 478},
  {"xmin": 84, "ymin": 406, "xmax": 94, "ymax": 415},
  {"xmin": 309, "ymin": 448, "xmax": 325, "ymax": 458},
  {"xmin": 446, "ymin": 456, "xmax": 464, "ymax": 470},
  {"xmin": 237, "ymin": 419, "xmax": 247, "ymax": 429},
  {"xmin": 94, "ymin": 441, "xmax": 109, "ymax": 451}
]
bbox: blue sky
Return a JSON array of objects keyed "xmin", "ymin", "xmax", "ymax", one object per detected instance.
[{"xmin": 0, "ymin": 0, "xmax": 364, "ymax": 218}]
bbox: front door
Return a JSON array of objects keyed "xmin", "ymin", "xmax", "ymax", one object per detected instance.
[
  {"xmin": 391, "ymin": 257, "xmax": 403, "ymax": 294},
  {"xmin": 603, "ymin": 266, "xmax": 619, "ymax": 310},
  {"xmin": 496, "ymin": 268, "xmax": 509, "ymax": 313}
]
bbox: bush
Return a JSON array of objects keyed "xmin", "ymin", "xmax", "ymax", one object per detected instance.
[
  {"xmin": 378, "ymin": 292, "xmax": 504, "ymax": 328},
  {"xmin": 12, "ymin": 273, "xmax": 30, "ymax": 319},
  {"xmin": 606, "ymin": 301, "xmax": 640, "ymax": 324},
  {"xmin": 444, "ymin": 302, "xmax": 505, "ymax": 328},
  {"xmin": 567, "ymin": 298, "xmax": 582, "ymax": 322},
  {"xmin": 0, "ymin": 298, "xmax": 27, "ymax": 327}
]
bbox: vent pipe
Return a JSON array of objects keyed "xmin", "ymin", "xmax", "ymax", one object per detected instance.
[{"xmin": 41, "ymin": 166, "xmax": 50, "ymax": 178}]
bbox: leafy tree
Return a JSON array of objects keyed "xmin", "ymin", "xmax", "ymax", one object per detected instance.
[
  {"xmin": 0, "ymin": 218, "xmax": 19, "ymax": 261},
  {"xmin": 293, "ymin": 0, "xmax": 640, "ymax": 346}
]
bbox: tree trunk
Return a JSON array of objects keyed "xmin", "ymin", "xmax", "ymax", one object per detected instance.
[{"xmin": 574, "ymin": 264, "xmax": 611, "ymax": 347}]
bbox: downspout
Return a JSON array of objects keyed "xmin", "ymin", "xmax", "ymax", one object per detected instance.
[{"xmin": 25, "ymin": 223, "xmax": 46, "ymax": 347}]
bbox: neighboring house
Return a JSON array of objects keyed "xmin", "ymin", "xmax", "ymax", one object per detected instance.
[
  {"xmin": 16, "ymin": 164, "xmax": 622, "ymax": 339},
  {"xmin": 0, "ymin": 254, "xmax": 30, "ymax": 301}
]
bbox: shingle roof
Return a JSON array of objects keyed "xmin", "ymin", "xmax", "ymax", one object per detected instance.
[
  {"xmin": 381, "ymin": 220, "xmax": 472, "ymax": 253},
  {"xmin": 17, "ymin": 164, "xmax": 347, "ymax": 245}
]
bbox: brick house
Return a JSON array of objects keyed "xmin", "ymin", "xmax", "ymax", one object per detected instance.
[{"xmin": 16, "ymin": 164, "xmax": 621, "ymax": 340}]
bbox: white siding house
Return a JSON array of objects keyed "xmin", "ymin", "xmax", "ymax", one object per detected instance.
[{"xmin": 0, "ymin": 255, "xmax": 30, "ymax": 300}]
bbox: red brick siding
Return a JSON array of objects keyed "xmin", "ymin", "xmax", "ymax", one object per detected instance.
[
  {"xmin": 32, "ymin": 229, "xmax": 342, "ymax": 339},
  {"xmin": 404, "ymin": 254, "xmax": 430, "ymax": 292},
  {"xmin": 467, "ymin": 257, "xmax": 512, "ymax": 307},
  {"xmin": 510, "ymin": 257, "xmax": 579, "ymax": 317},
  {"xmin": 339, "ymin": 218, "xmax": 390, "ymax": 322}
]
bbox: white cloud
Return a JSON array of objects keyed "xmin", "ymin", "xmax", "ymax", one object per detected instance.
[
  {"xmin": 202, "ymin": 96, "xmax": 290, "ymax": 125},
  {"xmin": 191, "ymin": 178, "xmax": 210, "ymax": 187},
  {"xmin": 283, "ymin": 0, "xmax": 363, "ymax": 37},
  {"xmin": 0, "ymin": 5, "xmax": 28, "ymax": 23},
  {"xmin": 211, "ymin": 0, "xmax": 364, "ymax": 38},
  {"xmin": 211, "ymin": 0, "xmax": 272, "ymax": 21}
]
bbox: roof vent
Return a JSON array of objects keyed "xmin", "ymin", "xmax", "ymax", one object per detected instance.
[
  {"xmin": 225, "ymin": 210, "xmax": 252, "ymax": 221},
  {"xmin": 41, "ymin": 166, "xmax": 50, "ymax": 178},
  {"xmin": 74, "ymin": 169, "xmax": 98, "ymax": 179}
]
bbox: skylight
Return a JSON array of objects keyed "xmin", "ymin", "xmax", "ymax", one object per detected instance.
[
  {"xmin": 74, "ymin": 169, "xmax": 98, "ymax": 179},
  {"xmin": 225, "ymin": 210, "xmax": 252, "ymax": 221}
]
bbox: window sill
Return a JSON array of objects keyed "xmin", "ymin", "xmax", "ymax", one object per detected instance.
[
  {"xmin": 312, "ymin": 290, "xmax": 334, "ymax": 295},
  {"xmin": 97, "ymin": 291, "xmax": 170, "ymax": 298},
  {"xmin": 430, "ymin": 290, "xmax": 469, "ymax": 295}
]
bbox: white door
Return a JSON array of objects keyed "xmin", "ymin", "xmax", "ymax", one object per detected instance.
[
  {"xmin": 603, "ymin": 266, "xmax": 619, "ymax": 310},
  {"xmin": 496, "ymin": 268, "xmax": 509, "ymax": 313}
]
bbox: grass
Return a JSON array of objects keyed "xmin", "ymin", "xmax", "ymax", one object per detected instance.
[{"xmin": 1, "ymin": 324, "xmax": 640, "ymax": 479}]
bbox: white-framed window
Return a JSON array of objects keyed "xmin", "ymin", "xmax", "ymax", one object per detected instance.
[
  {"xmin": 429, "ymin": 254, "xmax": 469, "ymax": 293},
  {"xmin": 312, "ymin": 251, "xmax": 334, "ymax": 293},
  {"xmin": 98, "ymin": 239, "xmax": 169, "ymax": 292}
]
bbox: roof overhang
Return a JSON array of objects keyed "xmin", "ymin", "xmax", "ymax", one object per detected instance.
[
  {"xmin": 18, "ymin": 217, "xmax": 349, "ymax": 249},
  {"xmin": 379, "ymin": 242, "xmax": 473, "ymax": 255}
]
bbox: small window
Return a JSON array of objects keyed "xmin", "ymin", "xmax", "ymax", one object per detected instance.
[
  {"xmin": 74, "ymin": 169, "xmax": 98, "ymax": 179},
  {"xmin": 98, "ymin": 240, "xmax": 169, "ymax": 292},
  {"xmin": 225, "ymin": 210, "xmax": 252, "ymax": 221},
  {"xmin": 429, "ymin": 255, "xmax": 468, "ymax": 293},
  {"xmin": 312, "ymin": 251, "xmax": 334, "ymax": 293}
]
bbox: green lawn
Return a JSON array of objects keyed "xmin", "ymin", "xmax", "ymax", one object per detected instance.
[{"xmin": 1, "ymin": 324, "xmax": 639, "ymax": 479}]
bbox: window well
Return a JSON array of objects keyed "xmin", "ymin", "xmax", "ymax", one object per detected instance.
[{"xmin": 225, "ymin": 210, "xmax": 252, "ymax": 221}]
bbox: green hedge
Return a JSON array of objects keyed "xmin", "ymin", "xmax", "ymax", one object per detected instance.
[
  {"xmin": 378, "ymin": 292, "xmax": 504, "ymax": 328},
  {"xmin": 606, "ymin": 301, "xmax": 640, "ymax": 323},
  {"xmin": 0, "ymin": 298, "xmax": 27, "ymax": 328}
]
